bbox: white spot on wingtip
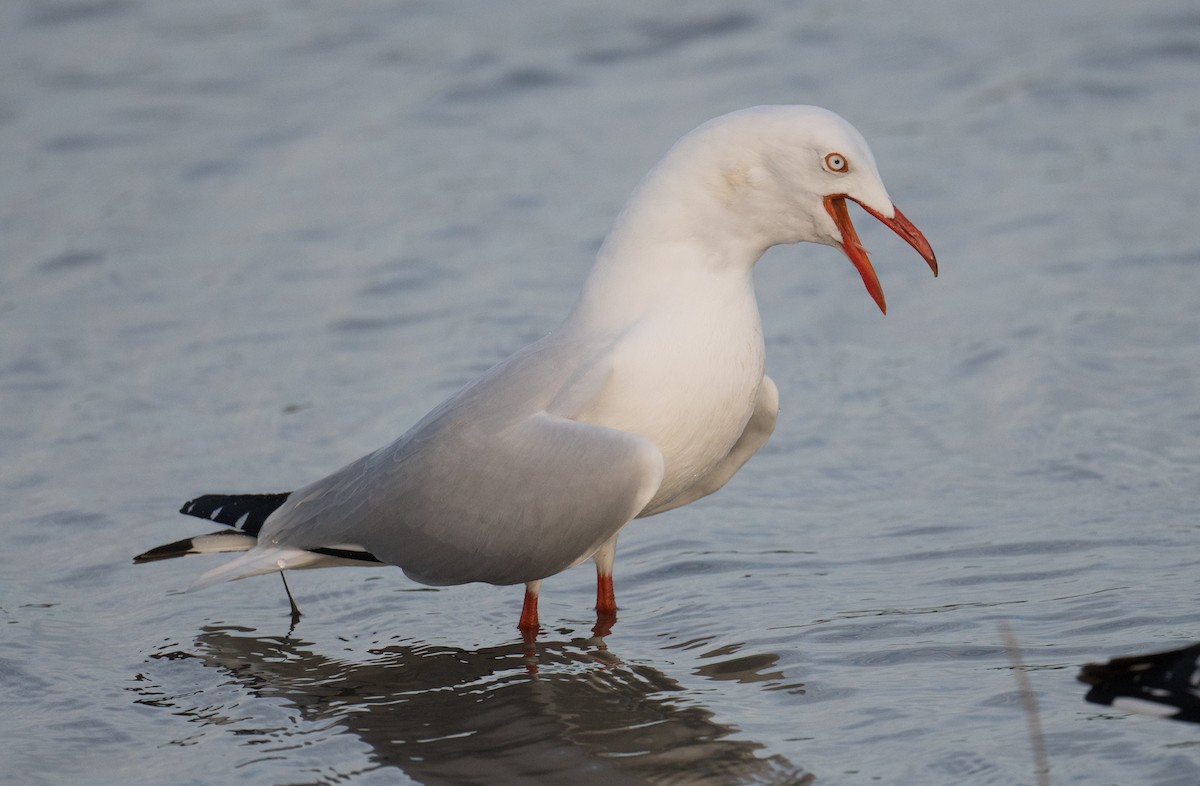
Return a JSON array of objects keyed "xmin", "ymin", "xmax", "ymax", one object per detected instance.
[{"xmin": 1111, "ymin": 697, "xmax": 1179, "ymax": 718}]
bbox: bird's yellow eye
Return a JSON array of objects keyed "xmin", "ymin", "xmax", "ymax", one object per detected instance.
[{"xmin": 824, "ymin": 152, "xmax": 849, "ymax": 173}]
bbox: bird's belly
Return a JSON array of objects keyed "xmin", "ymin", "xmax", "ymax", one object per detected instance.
[{"xmin": 640, "ymin": 388, "xmax": 756, "ymax": 507}]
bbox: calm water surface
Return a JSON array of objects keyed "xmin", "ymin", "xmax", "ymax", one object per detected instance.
[{"xmin": 3, "ymin": 1, "xmax": 1199, "ymax": 783}]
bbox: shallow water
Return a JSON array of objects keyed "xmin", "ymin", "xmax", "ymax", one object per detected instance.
[{"xmin": 3, "ymin": 0, "xmax": 1200, "ymax": 783}]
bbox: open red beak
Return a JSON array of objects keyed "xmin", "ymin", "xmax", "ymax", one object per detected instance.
[{"xmin": 823, "ymin": 195, "xmax": 938, "ymax": 314}]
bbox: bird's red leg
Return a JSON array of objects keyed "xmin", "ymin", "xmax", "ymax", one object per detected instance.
[
  {"xmin": 518, "ymin": 579, "xmax": 541, "ymax": 639},
  {"xmin": 595, "ymin": 573, "xmax": 616, "ymax": 617},
  {"xmin": 592, "ymin": 535, "xmax": 619, "ymax": 637}
]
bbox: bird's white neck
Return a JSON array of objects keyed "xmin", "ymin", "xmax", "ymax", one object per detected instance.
[{"xmin": 563, "ymin": 147, "xmax": 770, "ymax": 334}]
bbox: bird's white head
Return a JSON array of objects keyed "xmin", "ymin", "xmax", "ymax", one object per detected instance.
[{"xmin": 640, "ymin": 105, "xmax": 937, "ymax": 313}]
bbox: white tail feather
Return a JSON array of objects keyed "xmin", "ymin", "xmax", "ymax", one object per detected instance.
[
  {"xmin": 189, "ymin": 547, "xmax": 327, "ymax": 591},
  {"xmin": 188, "ymin": 532, "xmax": 258, "ymax": 555}
]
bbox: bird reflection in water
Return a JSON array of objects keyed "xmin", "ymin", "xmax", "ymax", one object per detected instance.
[{"xmin": 135, "ymin": 626, "xmax": 812, "ymax": 785}]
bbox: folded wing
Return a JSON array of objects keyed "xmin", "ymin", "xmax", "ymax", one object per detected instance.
[{"xmin": 245, "ymin": 410, "xmax": 664, "ymax": 587}]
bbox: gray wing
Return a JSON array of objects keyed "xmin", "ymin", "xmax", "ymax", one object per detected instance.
[{"xmin": 260, "ymin": 397, "xmax": 664, "ymax": 587}]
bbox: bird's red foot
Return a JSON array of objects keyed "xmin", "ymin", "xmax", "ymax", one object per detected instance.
[
  {"xmin": 593, "ymin": 573, "xmax": 618, "ymax": 637},
  {"xmin": 518, "ymin": 584, "xmax": 540, "ymax": 641},
  {"xmin": 595, "ymin": 573, "xmax": 617, "ymax": 616}
]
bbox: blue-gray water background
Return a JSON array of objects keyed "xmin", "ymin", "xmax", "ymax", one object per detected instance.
[{"xmin": 3, "ymin": 1, "xmax": 1199, "ymax": 783}]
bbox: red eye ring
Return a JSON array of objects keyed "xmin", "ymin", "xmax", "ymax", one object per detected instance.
[{"xmin": 824, "ymin": 152, "xmax": 849, "ymax": 173}]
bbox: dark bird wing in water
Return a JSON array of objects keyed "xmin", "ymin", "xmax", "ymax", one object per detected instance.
[{"xmin": 1079, "ymin": 643, "xmax": 1200, "ymax": 723}]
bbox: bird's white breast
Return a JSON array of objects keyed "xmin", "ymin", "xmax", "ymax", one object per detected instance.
[{"xmin": 575, "ymin": 273, "xmax": 765, "ymax": 510}]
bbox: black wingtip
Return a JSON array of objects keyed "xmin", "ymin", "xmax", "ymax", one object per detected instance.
[
  {"xmin": 179, "ymin": 492, "xmax": 291, "ymax": 535},
  {"xmin": 133, "ymin": 537, "xmax": 197, "ymax": 564}
]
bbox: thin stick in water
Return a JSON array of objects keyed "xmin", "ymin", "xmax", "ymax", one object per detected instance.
[{"xmin": 1000, "ymin": 621, "xmax": 1050, "ymax": 786}]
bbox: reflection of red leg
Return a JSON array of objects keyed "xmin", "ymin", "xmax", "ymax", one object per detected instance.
[{"xmin": 518, "ymin": 580, "xmax": 540, "ymax": 636}]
